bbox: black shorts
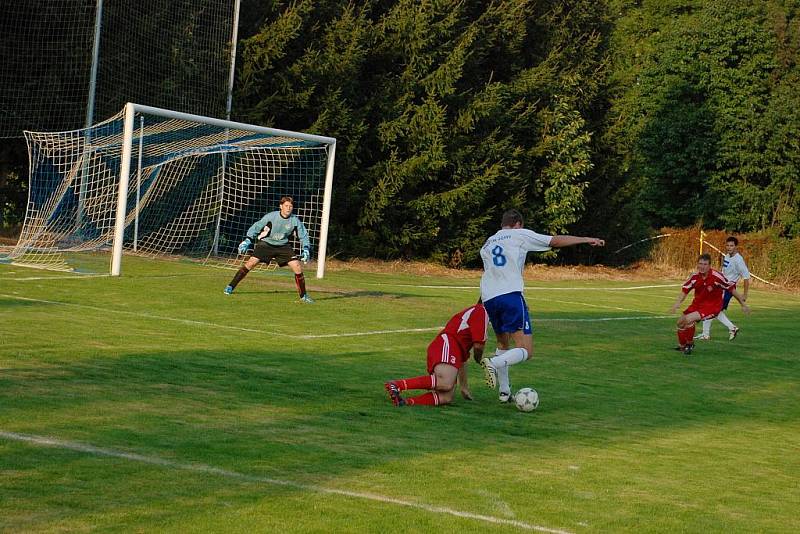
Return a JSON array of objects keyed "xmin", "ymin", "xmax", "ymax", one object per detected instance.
[{"xmin": 252, "ymin": 242, "xmax": 298, "ymax": 266}]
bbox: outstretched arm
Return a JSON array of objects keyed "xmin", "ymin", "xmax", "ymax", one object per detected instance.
[
  {"xmin": 549, "ymin": 235, "xmax": 605, "ymax": 248},
  {"xmin": 729, "ymin": 287, "xmax": 751, "ymax": 315}
]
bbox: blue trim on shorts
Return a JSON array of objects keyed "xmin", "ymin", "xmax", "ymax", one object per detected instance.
[{"xmin": 484, "ymin": 292, "xmax": 532, "ymax": 335}]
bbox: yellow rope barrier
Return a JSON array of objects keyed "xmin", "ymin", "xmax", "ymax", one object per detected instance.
[{"xmin": 701, "ymin": 236, "xmax": 779, "ymax": 287}]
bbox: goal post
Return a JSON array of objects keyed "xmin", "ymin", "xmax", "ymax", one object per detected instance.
[
  {"xmin": 111, "ymin": 103, "xmax": 337, "ymax": 278},
  {"xmin": 8, "ymin": 103, "xmax": 337, "ymax": 278}
]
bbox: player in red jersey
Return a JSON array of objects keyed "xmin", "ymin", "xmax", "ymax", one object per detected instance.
[
  {"xmin": 384, "ymin": 302, "xmax": 488, "ymax": 407},
  {"xmin": 670, "ymin": 254, "xmax": 750, "ymax": 355}
]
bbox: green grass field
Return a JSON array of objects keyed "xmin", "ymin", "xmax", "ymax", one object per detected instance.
[{"xmin": 2, "ymin": 257, "xmax": 799, "ymax": 533}]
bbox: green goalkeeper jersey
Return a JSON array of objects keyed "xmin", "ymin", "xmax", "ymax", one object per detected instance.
[{"xmin": 246, "ymin": 211, "xmax": 310, "ymax": 251}]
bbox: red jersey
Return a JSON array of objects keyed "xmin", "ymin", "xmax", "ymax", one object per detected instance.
[
  {"xmin": 439, "ymin": 304, "xmax": 489, "ymax": 357},
  {"xmin": 682, "ymin": 268, "xmax": 734, "ymax": 308}
]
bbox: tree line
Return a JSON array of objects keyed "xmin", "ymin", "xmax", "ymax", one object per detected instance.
[
  {"xmin": 232, "ymin": 0, "xmax": 798, "ymax": 266},
  {"xmin": 3, "ymin": 0, "xmax": 798, "ymax": 266}
]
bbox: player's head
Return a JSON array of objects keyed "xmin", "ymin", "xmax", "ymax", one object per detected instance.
[
  {"xmin": 279, "ymin": 196, "xmax": 294, "ymax": 217},
  {"xmin": 697, "ymin": 253, "xmax": 712, "ymax": 273},
  {"xmin": 501, "ymin": 209, "xmax": 524, "ymax": 229},
  {"xmin": 725, "ymin": 236, "xmax": 738, "ymax": 254}
]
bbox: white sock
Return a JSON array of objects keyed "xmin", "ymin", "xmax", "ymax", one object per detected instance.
[
  {"xmin": 495, "ymin": 349, "xmax": 511, "ymax": 395},
  {"xmin": 491, "ymin": 348, "xmax": 528, "ymax": 368},
  {"xmin": 498, "ymin": 367, "xmax": 511, "ymax": 395},
  {"xmin": 702, "ymin": 319, "xmax": 711, "ymax": 337},
  {"xmin": 716, "ymin": 311, "xmax": 735, "ymax": 330}
]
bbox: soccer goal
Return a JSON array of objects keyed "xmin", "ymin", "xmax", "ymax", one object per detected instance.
[{"xmin": 4, "ymin": 103, "xmax": 336, "ymax": 278}]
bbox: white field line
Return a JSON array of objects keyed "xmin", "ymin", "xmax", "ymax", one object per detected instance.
[
  {"xmin": 363, "ymin": 283, "xmax": 681, "ymax": 291},
  {"xmin": 0, "ymin": 293, "xmax": 675, "ymax": 341},
  {"xmin": 526, "ymin": 297, "xmax": 662, "ymax": 315},
  {"xmin": 303, "ymin": 327, "xmax": 441, "ymax": 338},
  {"xmin": 0, "ymin": 430, "xmax": 572, "ymax": 534},
  {"xmin": 0, "ymin": 293, "xmax": 289, "ymax": 338},
  {"xmin": 538, "ymin": 315, "xmax": 674, "ymax": 322},
  {"xmin": 1, "ymin": 274, "xmax": 110, "ymax": 281}
]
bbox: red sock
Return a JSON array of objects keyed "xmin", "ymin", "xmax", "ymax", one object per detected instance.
[
  {"xmin": 406, "ymin": 392, "xmax": 439, "ymax": 406},
  {"xmin": 677, "ymin": 329, "xmax": 687, "ymax": 346},
  {"xmin": 229, "ymin": 267, "xmax": 250, "ymax": 289},
  {"xmin": 395, "ymin": 375, "xmax": 436, "ymax": 391},
  {"xmin": 295, "ymin": 273, "xmax": 307, "ymax": 297},
  {"xmin": 687, "ymin": 324, "xmax": 696, "ymax": 342}
]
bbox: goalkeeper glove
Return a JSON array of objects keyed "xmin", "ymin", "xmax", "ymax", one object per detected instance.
[
  {"xmin": 300, "ymin": 248, "xmax": 310, "ymax": 263},
  {"xmin": 238, "ymin": 237, "xmax": 253, "ymax": 255}
]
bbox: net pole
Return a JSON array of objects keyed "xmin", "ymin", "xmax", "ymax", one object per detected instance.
[
  {"xmin": 85, "ymin": 0, "xmax": 103, "ymax": 129},
  {"xmin": 111, "ymin": 103, "xmax": 135, "ymax": 276},
  {"xmin": 226, "ymin": 0, "xmax": 241, "ymax": 122},
  {"xmin": 212, "ymin": 151, "xmax": 226, "ymax": 256},
  {"xmin": 212, "ymin": 0, "xmax": 241, "ymax": 256},
  {"xmin": 78, "ymin": 0, "xmax": 104, "ymax": 228},
  {"xmin": 316, "ymin": 141, "xmax": 337, "ymax": 279},
  {"xmin": 134, "ymin": 115, "xmax": 144, "ymax": 252}
]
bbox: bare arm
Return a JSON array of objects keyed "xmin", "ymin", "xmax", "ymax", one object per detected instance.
[
  {"xmin": 742, "ymin": 278, "xmax": 750, "ymax": 301},
  {"xmin": 729, "ymin": 287, "xmax": 751, "ymax": 315},
  {"xmin": 670, "ymin": 291, "xmax": 688, "ymax": 313},
  {"xmin": 458, "ymin": 364, "xmax": 472, "ymax": 400},
  {"xmin": 472, "ymin": 342, "xmax": 485, "ymax": 364},
  {"xmin": 549, "ymin": 235, "xmax": 605, "ymax": 248}
]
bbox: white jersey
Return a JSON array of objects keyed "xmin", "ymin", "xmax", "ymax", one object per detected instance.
[
  {"xmin": 480, "ymin": 228, "xmax": 552, "ymax": 301},
  {"xmin": 722, "ymin": 252, "xmax": 750, "ymax": 284}
]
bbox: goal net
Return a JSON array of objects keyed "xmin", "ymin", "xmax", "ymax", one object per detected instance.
[
  {"xmin": 3, "ymin": 104, "xmax": 336, "ymax": 277},
  {"xmin": 1, "ymin": 0, "xmax": 237, "ymax": 138}
]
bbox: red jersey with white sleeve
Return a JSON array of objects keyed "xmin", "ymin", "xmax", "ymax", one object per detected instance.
[
  {"xmin": 426, "ymin": 304, "xmax": 488, "ymax": 373},
  {"xmin": 682, "ymin": 268, "xmax": 735, "ymax": 319}
]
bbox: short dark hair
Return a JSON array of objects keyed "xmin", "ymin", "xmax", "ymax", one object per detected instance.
[
  {"xmin": 698, "ymin": 253, "xmax": 712, "ymax": 263},
  {"xmin": 501, "ymin": 209, "xmax": 523, "ymax": 228},
  {"xmin": 726, "ymin": 236, "xmax": 738, "ymax": 246},
  {"xmin": 280, "ymin": 196, "xmax": 294, "ymax": 205}
]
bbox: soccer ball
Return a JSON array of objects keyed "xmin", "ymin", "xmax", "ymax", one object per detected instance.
[{"xmin": 514, "ymin": 388, "xmax": 539, "ymax": 412}]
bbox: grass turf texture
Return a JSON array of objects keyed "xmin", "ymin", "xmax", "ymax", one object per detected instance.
[{"xmin": 1, "ymin": 257, "xmax": 798, "ymax": 532}]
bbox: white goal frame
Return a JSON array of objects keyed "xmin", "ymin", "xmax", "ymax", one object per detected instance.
[{"xmin": 112, "ymin": 102, "xmax": 337, "ymax": 278}]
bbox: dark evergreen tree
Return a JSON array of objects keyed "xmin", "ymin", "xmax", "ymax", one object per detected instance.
[{"xmin": 236, "ymin": 0, "xmax": 609, "ymax": 265}]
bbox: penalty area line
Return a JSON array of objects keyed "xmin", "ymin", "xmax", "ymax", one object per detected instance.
[
  {"xmin": 0, "ymin": 430, "xmax": 572, "ymax": 534},
  {"xmin": 0, "ymin": 293, "xmax": 435, "ymax": 339},
  {"xmin": 363, "ymin": 282, "xmax": 681, "ymax": 291},
  {"xmin": 301, "ymin": 327, "xmax": 440, "ymax": 338},
  {"xmin": 305, "ymin": 315, "xmax": 676, "ymax": 338},
  {"xmin": 0, "ymin": 274, "xmax": 110, "ymax": 281},
  {"xmin": 537, "ymin": 315, "xmax": 673, "ymax": 322},
  {"xmin": 0, "ymin": 293, "xmax": 673, "ymax": 340},
  {"xmin": 0, "ymin": 293, "xmax": 289, "ymax": 338}
]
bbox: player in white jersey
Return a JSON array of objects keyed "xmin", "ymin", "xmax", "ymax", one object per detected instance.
[
  {"xmin": 697, "ymin": 236, "xmax": 750, "ymax": 341},
  {"xmin": 479, "ymin": 209, "xmax": 605, "ymax": 402}
]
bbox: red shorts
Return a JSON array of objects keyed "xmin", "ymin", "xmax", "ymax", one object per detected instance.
[
  {"xmin": 684, "ymin": 302, "xmax": 722, "ymax": 321},
  {"xmin": 426, "ymin": 333, "xmax": 467, "ymax": 374}
]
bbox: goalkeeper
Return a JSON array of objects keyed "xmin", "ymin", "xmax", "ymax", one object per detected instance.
[{"xmin": 224, "ymin": 196, "xmax": 315, "ymax": 303}]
